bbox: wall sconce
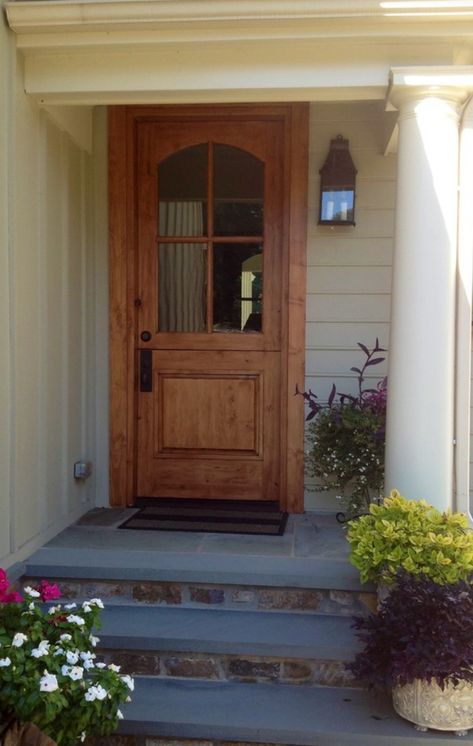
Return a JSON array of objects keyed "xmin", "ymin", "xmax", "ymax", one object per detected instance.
[{"xmin": 319, "ymin": 135, "xmax": 357, "ymax": 226}]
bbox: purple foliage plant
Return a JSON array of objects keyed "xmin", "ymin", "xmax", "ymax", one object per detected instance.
[{"xmin": 348, "ymin": 572, "xmax": 473, "ymax": 690}]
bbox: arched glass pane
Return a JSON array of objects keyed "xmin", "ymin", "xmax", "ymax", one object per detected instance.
[
  {"xmin": 214, "ymin": 145, "xmax": 263, "ymax": 236},
  {"xmin": 158, "ymin": 144, "xmax": 208, "ymax": 237}
]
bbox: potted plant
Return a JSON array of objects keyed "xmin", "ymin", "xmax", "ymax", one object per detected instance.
[
  {"xmin": 347, "ymin": 490, "xmax": 473, "ymax": 586},
  {"xmin": 298, "ymin": 340, "xmax": 387, "ymax": 518},
  {"xmin": 348, "ymin": 572, "xmax": 473, "ymax": 735},
  {"xmin": 0, "ymin": 570, "xmax": 133, "ymax": 746}
]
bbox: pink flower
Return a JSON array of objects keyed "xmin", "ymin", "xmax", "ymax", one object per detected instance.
[
  {"xmin": 39, "ymin": 580, "xmax": 61, "ymax": 602},
  {"xmin": 0, "ymin": 569, "xmax": 22, "ymax": 603},
  {"xmin": 0, "ymin": 569, "xmax": 9, "ymax": 595},
  {"xmin": 2, "ymin": 591, "xmax": 23, "ymax": 603}
]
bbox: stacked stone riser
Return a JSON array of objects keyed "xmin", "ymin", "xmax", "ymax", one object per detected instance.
[
  {"xmin": 98, "ymin": 648, "xmax": 359, "ymax": 689},
  {"xmin": 25, "ymin": 578, "xmax": 376, "ymax": 617}
]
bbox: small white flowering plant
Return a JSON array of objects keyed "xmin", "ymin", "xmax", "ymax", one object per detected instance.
[
  {"xmin": 298, "ymin": 340, "xmax": 387, "ymax": 517},
  {"xmin": 0, "ymin": 570, "xmax": 133, "ymax": 746}
]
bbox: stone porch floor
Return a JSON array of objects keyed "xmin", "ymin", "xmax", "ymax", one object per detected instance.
[
  {"xmin": 55, "ymin": 509, "xmax": 349, "ymax": 560},
  {"xmin": 26, "ymin": 509, "xmax": 364, "ymax": 592}
]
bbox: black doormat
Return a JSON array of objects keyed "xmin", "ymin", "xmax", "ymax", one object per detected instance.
[{"xmin": 118, "ymin": 498, "xmax": 288, "ymax": 536}]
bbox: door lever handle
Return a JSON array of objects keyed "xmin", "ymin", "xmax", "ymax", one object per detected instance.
[{"xmin": 139, "ymin": 350, "xmax": 152, "ymax": 392}]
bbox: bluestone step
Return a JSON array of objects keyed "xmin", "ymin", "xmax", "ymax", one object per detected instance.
[
  {"xmin": 98, "ymin": 605, "xmax": 360, "ymax": 661},
  {"xmin": 120, "ymin": 677, "xmax": 473, "ymax": 745},
  {"xmin": 25, "ymin": 545, "xmax": 367, "ymax": 592}
]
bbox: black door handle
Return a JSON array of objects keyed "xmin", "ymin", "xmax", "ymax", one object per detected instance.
[{"xmin": 139, "ymin": 350, "xmax": 152, "ymax": 392}]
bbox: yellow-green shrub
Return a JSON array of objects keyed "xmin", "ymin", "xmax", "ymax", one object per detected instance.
[{"xmin": 347, "ymin": 490, "xmax": 473, "ymax": 585}]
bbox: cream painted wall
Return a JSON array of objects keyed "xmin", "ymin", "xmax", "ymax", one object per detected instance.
[
  {"xmin": 0, "ymin": 16, "xmax": 14, "ymax": 559},
  {"xmin": 305, "ymin": 102, "xmax": 396, "ymax": 511},
  {"xmin": 0, "ymin": 12, "xmax": 95, "ymax": 567}
]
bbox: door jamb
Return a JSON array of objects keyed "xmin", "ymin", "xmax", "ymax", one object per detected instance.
[{"xmin": 108, "ymin": 104, "xmax": 309, "ymax": 512}]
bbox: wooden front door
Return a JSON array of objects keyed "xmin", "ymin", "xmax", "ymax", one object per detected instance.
[
  {"xmin": 136, "ymin": 117, "xmax": 283, "ymax": 500},
  {"xmin": 109, "ymin": 105, "xmax": 308, "ymax": 511}
]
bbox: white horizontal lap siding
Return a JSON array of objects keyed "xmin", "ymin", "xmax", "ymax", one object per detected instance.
[{"xmin": 305, "ymin": 102, "xmax": 396, "ymax": 512}]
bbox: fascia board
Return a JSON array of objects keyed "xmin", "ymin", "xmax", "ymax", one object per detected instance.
[{"xmin": 6, "ymin": 0, "xmax": 473, "ymax": 36}]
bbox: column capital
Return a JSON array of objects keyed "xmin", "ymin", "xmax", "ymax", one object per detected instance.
[{"xmin": 386, "ymin": 66, "xmax": 473, "ymax": 112}]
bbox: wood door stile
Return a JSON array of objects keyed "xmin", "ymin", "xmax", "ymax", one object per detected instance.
[{"xmin": 109, "ymin": 104, "xmax": 309, "ymax": 511}]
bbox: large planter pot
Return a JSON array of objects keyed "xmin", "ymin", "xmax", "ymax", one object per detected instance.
[
  {"xmin": 393, "ymin": 678, "xmax": 473, "ymax": 736},
  {"xmin": 1, "ymin": 721, "xmax": 56, "ymax": 746}
]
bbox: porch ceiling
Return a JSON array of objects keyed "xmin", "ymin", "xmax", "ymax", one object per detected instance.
[{"xmin": 5, "ymin": 0, "xmax": 473, "ymax": 105}]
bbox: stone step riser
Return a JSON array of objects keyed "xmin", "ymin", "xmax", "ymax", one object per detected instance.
[
  {"xmin": 88, "ymin": 737, "xmax": 291, "ymax": 746},
  {"xmin": 23, "ymin": 577, "xmax": 375, "ymax": 617},
  {"xmin": 99, "ymin": 648, "xmax": 359, "ymax": 689}
]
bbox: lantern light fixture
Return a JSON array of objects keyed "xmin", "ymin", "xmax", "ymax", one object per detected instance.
[{"xmin": 319, "ymin": 135, "xmax": 357, "ymax": 226}]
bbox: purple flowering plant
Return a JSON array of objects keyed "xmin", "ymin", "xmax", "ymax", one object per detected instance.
[{"xmin": 298, "ymin": 340, "xmax": 387, "ymax": 516}]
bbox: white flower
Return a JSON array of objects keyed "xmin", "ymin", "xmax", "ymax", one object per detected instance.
[
  {"xmin": 31, "ymin": 640, "xmax": 50, "ymax": 658},
  {"xmin": 39, "ymin": 671, "xmax": 59, "ymax": 692},
  {"xmin": 80, "ymin": 733, "xmax": 86, "ymax": 743},
  {"xmin": 108, "ymin": 663, "xmax": 121, "ymax": 672},
  {"xmin": 53, "ymin": 647, "xmax": 65, "ymax": 657},
  {"xmin": 12, "ymin": 633, "xmax": 28, "ymax": 648},
  {"xmin": 81, "ymin": 603, "xmax": 92, "ymax": 613},
  {"xmin": 121, "ymin": 675, "xmax": 134, "ymax": 691},
  {"xmin": 95, "ymin": 662, "xmax": 106, "ymax": 669},
  {"xmin": 48, "ymin": 606, "xmax": 61, "ymax": 615},
  {"xmin": 0, "ymin": 658, "xmax": 11, "ymax": 667},
  {"xmin": 24, "ymin": 586, "xmax": 40, "ymax": 598},
  {"xmin": 82, "ymin": 658, "xmax": 95, "ymax": 670},
  {"xmin": 84, "ymin": 684, "xmax": 108, "ymax": 702},
  {"xmin": 66, "ymin": 615, "xmax": 85, "ymax": 626},
  {"xmin": 80, "ymin": 650, "xmax": 96, "ymax": 661},
  {"xmin": 64, "ymin": 603, "xmax": 77, "ymax": 610},
  {"xmin": 69, "ymin": 666, "xmax": 83, "ymax": 681},
  {"xmin": 59, "ymin": 634, "xmax": 72, "ymax": 643},
  {"xmin": 88, "ymin": 598, "xmax": 104, "ymax": 609},
  {"xmin": 28, "ymin": 602, "xmax": 35, "ymax": 612},
  {"xmin": 61, "ymin": 665, "xmax": 83, "ymax": 681},
  {"xmin": 66, "ymin": 650, "xmax": 79, "ymax": 665},
  {"xmin": 117, "ymin": 710, "xmax": 124, "ymax": 720},
  {"xmin": 89, "ymin": 635, "xmax": 100, "ymax": 647}
]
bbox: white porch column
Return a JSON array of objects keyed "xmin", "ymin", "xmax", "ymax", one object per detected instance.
[{"xmin": 385, "ymin": 77, "xmax": 465, "ymax": 510}]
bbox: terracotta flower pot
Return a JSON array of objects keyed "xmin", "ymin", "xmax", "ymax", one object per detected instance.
[{"xmin": 392, "ymin": 678, "xmax": 473, "ymax": 736}]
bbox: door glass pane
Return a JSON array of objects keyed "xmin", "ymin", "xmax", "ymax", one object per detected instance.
[
  {"xmin": 158, "ymin": 144, "xmax": 208, "ymax": 237},
  {"xmin": 213, "ymin": 243, "xmax": 262, "ymax": 332},
  {"xmin": 158, "ymin": 243, "xmax": 207, "ymax": 332},
  {"xmin": 214, "ymin": 145, "xmax": 263, "ymax": 236}
]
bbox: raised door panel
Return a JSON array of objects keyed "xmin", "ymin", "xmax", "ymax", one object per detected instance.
[
  {"xmin": 137, "ymin": 351, "xmax": 280, "ymax": 500},
  {"xmin": 157, "ymin": 374, "xmax": 261, "ymax": 455}
]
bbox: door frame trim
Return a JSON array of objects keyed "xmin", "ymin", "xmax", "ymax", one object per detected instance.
[{"xmin": 108, "ymin": 103, "xmax": 309, "ymax": 512}]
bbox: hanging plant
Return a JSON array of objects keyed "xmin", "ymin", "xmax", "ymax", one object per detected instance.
[{"xmin": 298, "ymin": 339, "xmax": 387, "ymax": 517}]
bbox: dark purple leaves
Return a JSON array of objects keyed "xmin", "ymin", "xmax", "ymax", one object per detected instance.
[
  {"xmin": 348, "ymin": 573, "xmax": 473, "ymax": 690},
  {"xmin": 297, "ymin": 341, "xmax": 388, "ymax": 420}
]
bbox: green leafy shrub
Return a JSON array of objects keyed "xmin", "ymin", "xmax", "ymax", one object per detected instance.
[
  {"xmin": 347, "ymin": 490, "xmax": 473, "ymax": 585},
  {"xmin": 0, "ymin": 572, "xmax": 133, "ymax": 746}
]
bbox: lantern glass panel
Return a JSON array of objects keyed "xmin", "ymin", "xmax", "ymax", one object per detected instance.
[{"xmin": 320, "ymin": 189, "xmax": 354, "ymax": 223}]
